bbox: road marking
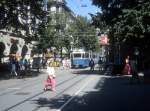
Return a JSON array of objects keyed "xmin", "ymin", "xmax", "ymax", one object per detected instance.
[
  {"xmin": 7, "ymin": 87, "xmax": 21, "ymax": 90},
  {"xmin": 56, "ymin": 76, "xmax": 94, "ymax": 111}
]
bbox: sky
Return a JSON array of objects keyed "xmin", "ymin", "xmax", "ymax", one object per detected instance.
[{"xmin": 66, "ymin": 0, "xmax": 100, "ymax": 19}]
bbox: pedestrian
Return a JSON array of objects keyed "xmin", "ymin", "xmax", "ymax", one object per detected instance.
[
  {"xmin": 130, "ymin": 55, "xmax": 140, "ymax": 84},
  {"xmin": 19, "ymin": 58, "xmax": 25, "ymax": 78},
  {"xmin": 44, "ymin": 58, "xmax": 56, "ymax": 91},
  {"xmin": 62, "ymin": 58, "xmax": 67, "ymax": 69},
  {"xmin": 24, "ymin": 59, "xmax": 28, "ymax": 71},
  {"xmin": 89, "ymin": 58, "xmax": 95, "ymax": 71},
  {"xmin": 10, "ymin": 57, "xmax": 18, "ymax": 76},
  {"xmin": 122, "ymin": 55, "xmax": 131, "ymax": 75},
  {"xmin": 98, "ymin": 57, "xmax": 103, "ymax": 71}
]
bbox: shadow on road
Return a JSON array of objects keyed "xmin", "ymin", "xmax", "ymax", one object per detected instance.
[
  {"xmin": 72, "ymin": 69, "xmax": 101, "ymax": 75},
  {"xmin": 33, "ymin": 75, "xmax": 150, "ymax": 111},
  {"xmin": 72, "ymin": 68, "xmax": 111, "ymax": 76}
]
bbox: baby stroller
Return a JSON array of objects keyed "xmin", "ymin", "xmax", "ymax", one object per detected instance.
[{"xmin": 44, "ymin": 75, "xmax": 56, "ymax": 91}]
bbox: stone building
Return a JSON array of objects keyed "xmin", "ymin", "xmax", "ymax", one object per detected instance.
[
  {"xmin": 0, "ymin": 0, "xmax": 76, "ymax": 63},
  {"xmin": 0, "ymin": 31, "xmax": 33, "ymax": 63}
]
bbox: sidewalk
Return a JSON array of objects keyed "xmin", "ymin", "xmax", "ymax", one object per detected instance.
[{"xmin": 0, "ymin": 67, "xmax": 73, "ymax": 81}]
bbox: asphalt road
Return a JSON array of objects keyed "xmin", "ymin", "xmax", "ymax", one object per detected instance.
[
  {"xmin": 0, "ymin": 67, "xmax": 103, "ymax": 111},
  {"xmin": 0, "ymin": 67, "xmax": 150, "ymax": 111}
]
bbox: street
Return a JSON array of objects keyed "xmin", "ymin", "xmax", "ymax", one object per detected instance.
[
  {"xmin": 0, "ymin": 67, "xmax": 102, "ymax": 111},
  {"xmin": 0, "ymin": 0, "xmax": 150, "ymax": 111},
  {"xmin": 0, "ymin": 67, "xmax": 150, "ymax": 111}
]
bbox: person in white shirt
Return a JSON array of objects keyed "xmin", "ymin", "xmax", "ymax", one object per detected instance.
[{"xmin": 44, "ymin": 58, "xmax": 56, "ymax": 91}]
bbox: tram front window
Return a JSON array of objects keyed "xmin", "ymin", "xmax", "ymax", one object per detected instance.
[{"xmin": 74, "ymin": 53, "xmax": 81, "ymax": 58}]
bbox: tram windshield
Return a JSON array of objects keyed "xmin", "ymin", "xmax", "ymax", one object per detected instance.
[{"xmin": 74, "ymin": 53, "xmax": 81, "ymax": 58}]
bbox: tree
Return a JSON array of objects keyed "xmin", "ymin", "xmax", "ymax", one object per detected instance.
[
  {"xmin": 36, "ymin": 4, "xmax": 98, "ymax": 57},
  {"xmin": 0, "ymin": 0, "xmax": 45, "ymax": 38},
  {"xmin": 36, "ymin": 8, "xmax": 69, "ymax": 56},
  {"xmin": 67, "ymin": 16, "xmax": 99, "ymax": 52},
  {"xmin": 91, "ymin": 0, "xmax": 150, "ymax": 59},
  {"xmin": 91, "ymin": 0, "xmax": 149, "ymax": 39}
]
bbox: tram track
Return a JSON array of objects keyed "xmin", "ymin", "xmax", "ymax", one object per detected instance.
[
  {"xmin": 0, "ymin": 70, "xmax": 76, "ymax": 96},
  {"xmin": 0, "ymin": 69, "xmax": 71, "ymax": 91},
  {"xmin": 2, "ymin": 73, "xmax": 88, "ymax": 111},
  {"xmin": 32, "ymin": 75, "xmax": 90, "ymax": 111}
]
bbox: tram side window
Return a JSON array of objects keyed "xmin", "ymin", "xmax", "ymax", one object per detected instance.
[{"xmin": 85, "ymin": 53, "xmax": 89, "ymax": 58}]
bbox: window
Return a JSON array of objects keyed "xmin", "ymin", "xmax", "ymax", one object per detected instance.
[
  {"xmin": 51, "ymin": 6, "xmax": 56, "ymax": 12},
  {"xmin": 85, "ymin": 53, "xmax": 89, "ymax": 58},
  {"xmin": 74, "ymin": 53, "xmax": 81, "ymax": 58}
]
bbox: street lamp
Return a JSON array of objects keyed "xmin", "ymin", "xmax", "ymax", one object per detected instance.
[
  {"xmin": 69, "ymin": 35, "xmax": 74, "ymax": 67},
  {"xmin": 70, "ymin": 35, "xmax": 74, "ymax": 51}
]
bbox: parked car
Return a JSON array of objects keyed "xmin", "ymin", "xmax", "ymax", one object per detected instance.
[{"xmin": 32, "ymin": 57, "xmax": 42, "ymax": 71}]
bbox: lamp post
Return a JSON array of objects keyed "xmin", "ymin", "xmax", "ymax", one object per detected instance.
[
  {"xmin": 70, "ymin": 35, "xmax": 74, "ymax": 51},
  {"xmin": 70, "ymin": 35, "xmax": 74, "ymax": 67}
]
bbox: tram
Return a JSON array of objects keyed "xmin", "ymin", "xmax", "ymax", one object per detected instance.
[{"xmin": 70, "ymin": 49, "xmax": 98, "ymax": 68}]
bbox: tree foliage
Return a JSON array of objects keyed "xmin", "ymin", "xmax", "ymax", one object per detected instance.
[
  {"xmin": 93, "ymin": 0, "xmax": 150, "ymax": 40},
  {"xmin": 92, "ymin": 0, "xmax": 150, "ymax": 59},
  {"xmin": 67, "ymin": 16, "xmax": 99, "ymax": 52},
  {"xmin": 37, "ymin": 9, "xmax": 70, "ymax": 53},
  {"xmin": 91, "ymin": 0, "xmax": 150, "ymax": 53},
  {"xmin": 0, "ymin": 0, "xmax": 45, "ymax": 36}
]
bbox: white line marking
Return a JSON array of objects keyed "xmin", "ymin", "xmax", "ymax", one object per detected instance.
[
  {"xmin": 56, "ymin": 77, "xmax": 94, "ymax": 111},
  {"xmin": 8, "ymin": 87, "xmax": 21, "ymax": 90}
]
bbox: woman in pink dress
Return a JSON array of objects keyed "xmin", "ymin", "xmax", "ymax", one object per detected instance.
[
  {"xmin": 44, "ymin": 59, "xmax": 56, "ymax": 91},
  {"xmin": 122, "ymin": 56, "xmax": 131, "ymax": 75}
]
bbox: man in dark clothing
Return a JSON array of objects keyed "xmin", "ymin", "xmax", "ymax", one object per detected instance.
[
  {"xmin": 89, "ymin": 59, "xmax": 95, "ymax": 71},
  {"xmin": 10, "ymin": 57, "xmax": 18, "ymax": 76},
  {"xmin": 130, "ymin": 56, "xmax": 140, "ymax": 84},
  {"xmin": 98, "ymin": 57, "xmax": 103, "ymax": 71}
]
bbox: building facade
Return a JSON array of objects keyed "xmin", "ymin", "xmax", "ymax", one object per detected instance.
[
  {"xmin": 0, "ymin": 0, "xmax": 76, "ymax": 63},
  {"xmin": 0, "ymin": 31, "xmax": 33, "ymax": 63},
  {"xmin": 47, "ymin": 0, "xmax": 75, "ymax": 31},
  {"xmin": 45, "ymin": 0, "xmax": 76, "ymax": 55}
]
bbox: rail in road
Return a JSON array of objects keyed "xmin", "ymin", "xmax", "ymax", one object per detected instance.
[
  {"xmin": 0, "ymin": 71, "xmax": 78, "ymax": 96},
  {"xmin": 0, "ymin": 68, "xmax": 98, "ymax": 111}
]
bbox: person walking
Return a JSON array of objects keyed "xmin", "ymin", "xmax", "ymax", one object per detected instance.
[
  {"xmin": 89, "ymin": 58, "xmax": 95, "ymax": 71},
  {"xmin": 130, "ymin": 56, "xmax": 140, "ymax": 84},
  {"xmin": 62, "ymin": 58, "xmax": 67, "ymax": 69},
  {"xmin": 122, "ymin": 55, "xmax": 131, "ymax": 75},
  {"xmin": 10, "ymin": 57, "xmax": 18, "ymax": 77},
  {"xmin": 44, "ymin": 58, "xmax": 56, "ymax": 91},
  {"xmin": 98, "ymin": 57, "xmax": 103, "ymax": 71}
]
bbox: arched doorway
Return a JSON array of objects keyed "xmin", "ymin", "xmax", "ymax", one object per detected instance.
[
  {"xmin": 0, "ymin": 42, "xmax": 5, "ymax": 63},
  {"xmin": 21, "ymin": 45, "xmax": 28, "ymax": 59},
  {"xmin": 10, "ymin": 43, "xmax": 18, "ymax": 55}
]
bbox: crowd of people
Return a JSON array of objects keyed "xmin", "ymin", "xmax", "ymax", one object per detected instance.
[
  {"xmin": 8, "ymin": 56, "xmax": 72, "ymax": 77},
  {"xmin": 9, "ymin": 56, "xmax": 31, "ymax": 77},
  {"xmin": 122, "ymin": 54, "xmax": 150, "ymax": 84}
]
